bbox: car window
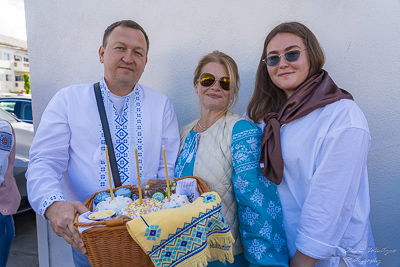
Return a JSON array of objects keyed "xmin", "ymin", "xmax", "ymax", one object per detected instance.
[
  {"xmin": 0, "ymin": 101, "xmax": 16, "ymax": 114},
  {"xmin": 21, "ymin": 102, "xmax": 32, "ymax": 121}
]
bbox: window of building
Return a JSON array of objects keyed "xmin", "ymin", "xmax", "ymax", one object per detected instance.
[
  {"xmin": 14, "ymin": 55, "xmax": 22, "ymax": 61},
  {"xmin": 5, "ymin": 53, "xmax": 11, "ymax": 61},
  {"xmin": 15, "ymin": 83, "xmax": 19, "ymax": 87},
  {"xmin": 6, "ymin": 74, "xmax": 12, "ymax": 81},
  {"xmin": 15, "ymin": 75, "xmax": 23, "ymax": 81},
  {"xmin": 23, "ymin": 57, "xmax": 29, "ymax": 62},
  {"xmin": 23, "ymin": 63, "xmax": 29, "ymax": 68},
  {"xmin": 0, "ymin": 74, "xmax": 4, "ymax": 81}
]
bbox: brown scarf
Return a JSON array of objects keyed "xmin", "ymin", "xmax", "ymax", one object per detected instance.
[{"xmin": 259, "ymin": 70, "xmax": 353, "ymax": 185}]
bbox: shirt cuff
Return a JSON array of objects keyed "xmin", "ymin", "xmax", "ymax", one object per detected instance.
[
  {"xmin": 39, "ymin": 194, "xmax": 66, "ymax": 220},
  {"xmin": 295, "ymin": 230, "xmax": 347, "ymax": 259}
]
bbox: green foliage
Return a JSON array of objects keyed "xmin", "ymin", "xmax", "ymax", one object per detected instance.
[{"xmin": 23, "ymin": 73, "xmax": 30, "ymax": 94}]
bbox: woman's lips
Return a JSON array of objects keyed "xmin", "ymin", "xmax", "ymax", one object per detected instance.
[
  {"xmin": 207, "ymin": 93, "xmax": 221, "ymax": 98},
  {"xmin": 278, "ymin": 72, "xmax": 293, "ymax": 77}
]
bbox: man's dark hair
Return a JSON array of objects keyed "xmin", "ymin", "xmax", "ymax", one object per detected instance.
[{"xmin": 102, "ymin": 20, "xmax": 149, "ymax": 54}]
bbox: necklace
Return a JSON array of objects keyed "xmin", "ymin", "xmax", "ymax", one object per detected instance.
[{"xmin": 197, "ymin": 121, "xmax": 208, "ymax": 131}]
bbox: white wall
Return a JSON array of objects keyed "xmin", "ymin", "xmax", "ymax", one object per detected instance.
[{"xmin": 25, "ymin": 0, "xmax": 400, "ymax": 265}]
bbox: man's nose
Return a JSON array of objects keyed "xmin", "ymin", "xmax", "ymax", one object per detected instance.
[{"xmin": 122, "ymin": 51, "xmax": 134, "ymax": 64}]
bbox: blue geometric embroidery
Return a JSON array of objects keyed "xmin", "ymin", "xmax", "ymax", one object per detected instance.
[
  {"xmin": 39, "ymin": 194, "xmax": 66, "ymax": 218},
  {"xmin": 160, "ymin": 247, "xmax": 177, "ymax": 264},
  {"xmin": 145, "ymin": 225, "xmax": 162, "ymax": 241},
  {"xmin": 266, "ymin": 200, "xmax": 281, "ymax": 219},
  {"xmin": 202, "ymin": 194, "xmax": 216, "ymax": 204},
  {"xmin": 273, "ymin": 233, "xmax": 286, "ymax": 252},
  {"xmin": 242, "ymin": 207, "xmax": 259, "ymax": 226},
  {"xmin": 232, "ymin": 128, "xmax": 260, "ymax": 141},
  {"xmin": 259, "ymin": 220, "xmax": 272, "ymax": 239},
  {"xmin": 147, "ymin": 203, "xmax": 231, "ymax": 267},
  {"xmin": 98, "ymin": 78, "xmax": 144, "ymax": 187},
  {"xmin": 234, "ymin": 176, "xmax": 249, "ymax": 194},
  {"xmin": 248, "ymin": 239, "xmax": 266, "ymax": 260},
  {"xmin": 0, "ymin": 131, "xmax": 12, "ymax": 151},
  {"xmin": 250, "ymin": 188, "xmax": 264, "ymax": 206}
]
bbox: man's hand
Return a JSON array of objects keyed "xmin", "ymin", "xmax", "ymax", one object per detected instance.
[{"xmin": 45, "ymin": 201, "xmax": 89, "ymax": 254}]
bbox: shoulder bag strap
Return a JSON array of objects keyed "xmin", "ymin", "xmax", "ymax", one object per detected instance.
[{"xmin": 93, "ymin": 82, "xmax": 121, "ymax": 187}]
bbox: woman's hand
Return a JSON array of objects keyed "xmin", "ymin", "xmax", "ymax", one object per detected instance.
[{"xmin": 290, "ymin": 250, "xmax": 318, "ymax": 267}]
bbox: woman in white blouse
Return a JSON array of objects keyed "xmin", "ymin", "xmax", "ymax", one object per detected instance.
[{"xmin": 246, "ymin": 22, "xmax": 377, "ymax": 267}]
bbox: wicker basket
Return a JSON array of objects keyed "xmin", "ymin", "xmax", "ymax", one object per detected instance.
[{"xmin": 74, "ymin": 176, "xmax": 210, "ymax": 267}]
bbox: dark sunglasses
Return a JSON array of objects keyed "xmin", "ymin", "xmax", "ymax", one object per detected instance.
[
  {"xmin": 263, "ymin": 49, "xmax": 307, "ymax": 67},
  {"xmin": 198, "ymin": 73, "xmax": 230, "ymax": 91}
]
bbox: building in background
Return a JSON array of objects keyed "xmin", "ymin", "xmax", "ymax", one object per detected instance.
[{"xmin": 0, "ymin": 34, "xmax": 29, "ymax": 94}]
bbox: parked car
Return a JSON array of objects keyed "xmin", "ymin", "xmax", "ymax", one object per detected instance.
[
  {"xmin": 0, "ymin": 107, "xmax": 34, "ymax": 213},
  {"xmin": 0, "ymin": 93, "xmax": 33, "ymax": 124}
]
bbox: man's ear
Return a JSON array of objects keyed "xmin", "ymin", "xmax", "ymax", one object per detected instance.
[{"xmin": 99, "ymin": 46, "xmax": 105, "ymax": 63}]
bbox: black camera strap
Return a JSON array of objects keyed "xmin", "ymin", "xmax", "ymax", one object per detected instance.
[{"xmin": 93, "ymin": 82, "xmax": 121, "ymax": 187}]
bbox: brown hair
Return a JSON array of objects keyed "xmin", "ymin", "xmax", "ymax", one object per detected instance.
[
  {"xmin": 102, "ymin": 20, "xmax": 149, "ymax": 54},
  {"xmin": 247, "ymin": 22, "xmax": 325, "ymax": 123},
  {"xmin": 194, "ymin": 51, "xmax": 240, "ymax": 109}
]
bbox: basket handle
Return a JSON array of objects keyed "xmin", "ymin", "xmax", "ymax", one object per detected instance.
[{"xmin": 74, "ymin": 217, "xmax": 129, "ymax": 228}]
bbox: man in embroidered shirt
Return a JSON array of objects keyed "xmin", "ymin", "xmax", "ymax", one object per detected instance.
[{"xmin": 26, "ymin": 20, "xmax": 180, "ymax": 265}]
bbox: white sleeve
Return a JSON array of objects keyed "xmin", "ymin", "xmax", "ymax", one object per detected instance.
[
  {"xmin": 26, "ymin": 90, "xmax": 69, "ymax": 218},
  {"xmin": 295, "ymin": 126, "xmax": 371, "ymax": 259},
  {"xmin": 157, "ymin": 99, "xmax": 180, "ymax": 179}
]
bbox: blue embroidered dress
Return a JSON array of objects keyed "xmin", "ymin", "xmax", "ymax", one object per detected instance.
[{"xmin": 175, "ymin": 120, "xmax": 289, "ymax": 267}]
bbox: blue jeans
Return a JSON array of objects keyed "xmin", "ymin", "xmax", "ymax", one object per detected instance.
[
  {"xmin": 72, "ymin": 246, "xmax": 92, "ymax": 267},
  {"xmin": 0, "ymin": 213, "xmax": 15, "ymax": 267}
]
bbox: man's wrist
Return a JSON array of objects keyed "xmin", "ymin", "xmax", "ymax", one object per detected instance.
[{"xmin": 40, "ymin": 195, "xmax": 66, "ymax": 220}]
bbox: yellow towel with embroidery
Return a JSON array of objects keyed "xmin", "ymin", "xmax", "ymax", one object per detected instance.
[{"xmin": 126, "ymin": 192, "xmax": 234, "ymax": 267}]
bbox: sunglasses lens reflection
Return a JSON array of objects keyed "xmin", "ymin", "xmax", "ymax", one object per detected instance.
[
  {"xmin": 199, "ymin": 74, "xmax": 230, "ymax": 91},
  {"xmin": 285, "ymin": 50, "xmax": 301, "ymax": 62},
  {"xmin": 200, "ymin": 74, "xmax": 215, "ymax": 87},
  {"xmin": 219, "ymin": 77, "xmax": 230, "ymax": 91},
  {"xmin": 266, "ymin": 50, "xmax": 302, "ymax": 66},
  {"xmin": 266, "ymin": 56, "xmax": 279, "ymax": 66}
]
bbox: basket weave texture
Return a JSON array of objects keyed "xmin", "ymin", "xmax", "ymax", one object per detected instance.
[{"xmin": 74, "ymin": 176, "xmax": 210, "ymax": 267}]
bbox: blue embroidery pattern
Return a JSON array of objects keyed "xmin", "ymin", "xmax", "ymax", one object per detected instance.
[
  {"xmin": 231, "ymin": 121, "xmax": 288, "ymax": 265},
  {"xmin": 174, "ymin": 120, "xmax": 288, "ymax": 265},
  {"xmin": 202, "ymin": 194, "xmax": 216, "ymax": 204},
  {"xmin": 145, "ymin": 225, "xmax": 162, "ymax": 241},
  {"xmin": 174, "ymin": 131, "xmax": 200, "ymax": 178},
  {"xmin": 147, "ymin": 204, "xmax": 230, "ymax": 267},
  {"xmin": 39, "ymin": 195, "xmax": 66, "ymax": 217},
  {"xmin": 0, "ymin": 131, "xmax": 12, "ymax": 151},
  {"xmin": 98, "ymin": 78, "xmax": 143, "ymax": 187}
]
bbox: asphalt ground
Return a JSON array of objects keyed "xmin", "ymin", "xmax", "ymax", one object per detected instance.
[{"xmin": 7, "ymin": 209, "xmax": 39, "ymax": 267}]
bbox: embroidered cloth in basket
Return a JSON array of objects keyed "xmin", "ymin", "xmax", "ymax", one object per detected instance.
[{"xmin": 126, "ymin": 192, "xmax": 234, "ymax": 267}]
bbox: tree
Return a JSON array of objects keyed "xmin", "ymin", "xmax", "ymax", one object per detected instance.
[{"xmin": 23, "ymin": 73, "xmax": 30, "ymax": 94}]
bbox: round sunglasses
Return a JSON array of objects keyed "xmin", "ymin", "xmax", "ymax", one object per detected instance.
[
  {"xmin": 263, "ymin": 49, "xmax": 307, "ymax": 67},
  {"xmin": 198, "ymin": 73, "xmax": 230, "ymax": 91}
]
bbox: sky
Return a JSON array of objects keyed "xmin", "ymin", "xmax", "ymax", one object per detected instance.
[{"xmin": 0, "ymin": 0, "xmax": 27, "ymax": 41}]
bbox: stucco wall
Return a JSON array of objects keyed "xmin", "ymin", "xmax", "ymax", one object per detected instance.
[{"xmin": 25, "ymin": 0, "xmax": 400, "ymax": 266}]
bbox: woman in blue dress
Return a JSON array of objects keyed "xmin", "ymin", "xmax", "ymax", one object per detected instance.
[{"xmin": 175, "ymin": 51, "xmax": 289, "ymax": 267}]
